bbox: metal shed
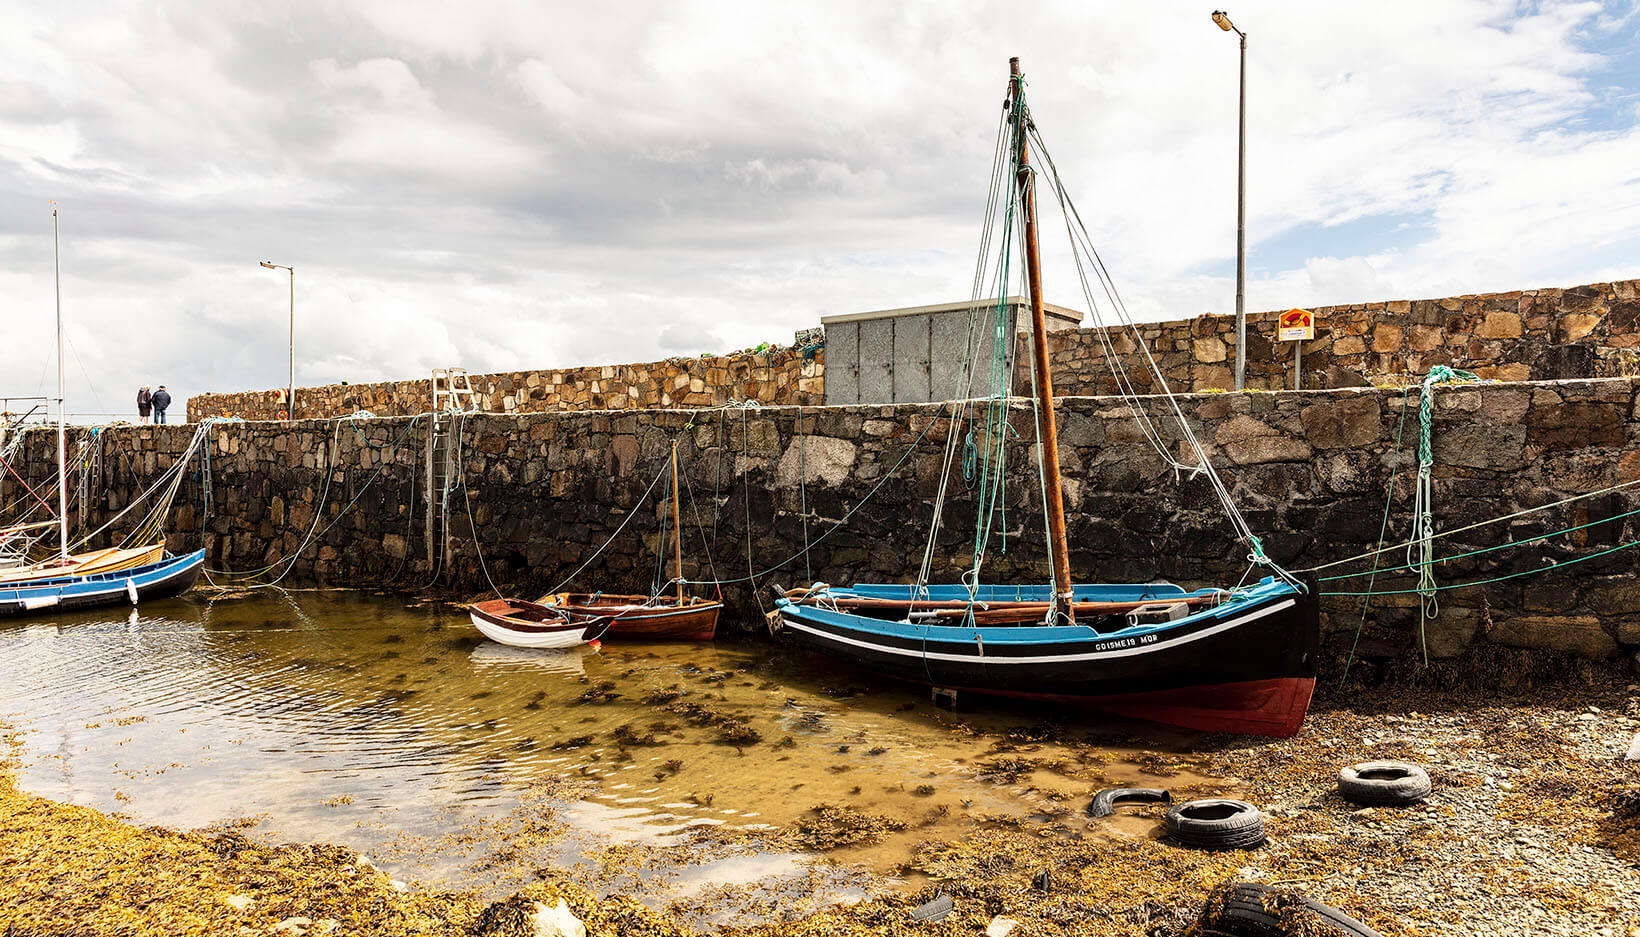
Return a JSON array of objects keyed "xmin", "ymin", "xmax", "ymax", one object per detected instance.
[{"xmin": 821, "ymin": 297, "xmax": 1082, "ymax": 405}]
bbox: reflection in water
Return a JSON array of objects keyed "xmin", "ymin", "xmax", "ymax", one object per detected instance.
[
  {"xmin": 0, "ymin": 590, "xmax": 1208, "ymax": 918},
  {"xmin": 468, "ymin": 642, "xmax": 591, "ymax": 676}
]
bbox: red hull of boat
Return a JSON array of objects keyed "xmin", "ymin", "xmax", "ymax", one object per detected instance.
[
  {"xmin": 538, "ymin": 593, "xmax": 721, "ymax": 642},
  {"xmin": 980, "ymin": 676, "xmax": 1317, "ymax": 738}
]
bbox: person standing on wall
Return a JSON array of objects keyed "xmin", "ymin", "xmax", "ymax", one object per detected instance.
[
  {"xmin": 136, "ymin": 385, "xmax": 152, "ymax": 424},
  {"xmin": 151, "ymin": 385, "xmax": 172, "ymax": 424}
]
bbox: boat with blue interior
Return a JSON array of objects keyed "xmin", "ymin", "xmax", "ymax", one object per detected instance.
[{"xmin": 775, "ymin": 58, "xmax": 1319, "ymax": 737}]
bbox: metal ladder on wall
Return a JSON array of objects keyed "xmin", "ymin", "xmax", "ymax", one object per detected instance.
[
  {"xmin": 426, "ymin": 369, "xmax": 482, "ymax": 569},
  {"xmin": 76, "ymin": 431, "xmax": 103, "ymax": 532}
]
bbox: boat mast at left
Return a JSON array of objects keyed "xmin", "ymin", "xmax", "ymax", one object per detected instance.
[{"xmin": 52, "ymin": 206, "xmax": 68, "ymax": 563}]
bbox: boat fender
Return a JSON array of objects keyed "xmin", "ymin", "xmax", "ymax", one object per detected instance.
[
  {"xmin": 22, "ymin": 594, "xmax": 61, "ymax": 611},
  {"xmin": 1086, "ymin": 787, "xmax": 1172, "ymax": 818},
  {"xmin": 126, "ymin": 578, "xmax": 139, "ymax": 606},
  {"xmin": 909, "ymin": 893, "xmax": 953, "ymax": 923}
]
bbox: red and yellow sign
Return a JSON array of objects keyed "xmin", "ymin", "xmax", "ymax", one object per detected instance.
[{"xmin": 1278, "ymin": 308, "xmax": 1314, "ymax": 342}]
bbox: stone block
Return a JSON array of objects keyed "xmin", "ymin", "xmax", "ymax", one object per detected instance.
[
  {"xmin": 1195, "ymin": 365, "xmax": 1234, "ymax": 391},
  {"xmin": 1407, "ymin": 324, "xmax": 1444, "ymax": 351},
  {"xmin": 1333, "ymin": 335, "xmax": 1366, "ymax": 357},
  {"xmin": 747, "ymin": 419, "xmax": 782, "ymax": 454},
  {"xmin": 1193, "ymin": 336, "xmax": 1227, "ymax": 363},
  {"xmin": 1488, "ymin": 614, "xmax": 1617, "ymax": 658},
  {"xmin": 1584, "ymin": 578, "xmax": 1640, "ymax": 616},
  {"xmin": 1213, "ymin": 415, "xmax": 1311, "ymax": 464},
  {"xmin": 1316, "ymin": 450, "xmax": 1375, "ymax": 493},
  {"xmin": 1526, "ymin": 401, "xmax": 1624, "ymax": 449},
  {"xmin": 1557, "ymin": 313, "xmax": 1602, "ymax": 343},
  {"xmin": 1430, "ymin": 422, "xmax": 1526, "ymax": 470},
  {"xmin": 1476, "ymin": 311, "xmax": 1523, "ymax": 339},
  {"xmin": 1300, "ymin": 396, "xmax": 1382, "ymax": 449},
  {"xmin": 1371, "ymin": 324, "xmax": 1403, "ymax": 353},
  {"xmin": 1425, "ymin": 609, "xmax": 1479, "ymax": 658},
  {"xmin": 609, "ymin": 435, "xmax": 639, "ymax": 476},
  {"xmin": 1474, "ymin": 362, "xmax": 1531, "ymax": 382},
  {"xmin": 862, "ymin": 419, "xmax": 898, "ymax": 438}
]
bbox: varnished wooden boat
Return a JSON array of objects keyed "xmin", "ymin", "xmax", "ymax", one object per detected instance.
[
  {"xmin": 536, "ymin": 592, "xmax": 722, "ymax": 641},
  {"xmin": 468, "ymin": 597, "xmax": 600, "ymax": 649},
  {"xmin": 481, "ymin": 441, "xmax": 720, "ymax": 646},
  {"xmin": 0, "ymin": 544, "xmax": 165, "ymax": 583}
]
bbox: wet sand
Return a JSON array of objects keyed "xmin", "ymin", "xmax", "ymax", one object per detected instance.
[{"xmin": 2, "ymin": 591, "xmax": 1638, "ymax": 935}]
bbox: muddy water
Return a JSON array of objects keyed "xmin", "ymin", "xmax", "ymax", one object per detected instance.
[{"xmin": 0, "ymin": 590, "xmax": 1224, "ymax": 923}]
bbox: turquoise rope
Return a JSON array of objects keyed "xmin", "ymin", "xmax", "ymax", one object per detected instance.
[
  {"xmin": 1322, "ymin": 502, "xmax": 1640, "ymax": 582},
  {"xmin": 1325, "ymin": 535, "xmax": 1640, "ymax": 595},
  {"xmin": 1408, "ymin": 365, "xmax": 1479, "ymax": 662}
]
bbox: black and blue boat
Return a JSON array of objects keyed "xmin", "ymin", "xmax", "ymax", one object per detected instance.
[
  {"xmin": 775, "ymin": 59, "xmax": 1320, "ymax": 737},
  {"xmin": 776, "ymin": 578, "xmax": 1318, "ymax": 737}
]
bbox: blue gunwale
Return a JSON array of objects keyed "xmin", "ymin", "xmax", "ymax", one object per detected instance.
[
  {"xmin": 0, "ymin": 549, "xmax": 205, "ymax": 598},
  {"xmin": 781, "ymin": 576, "xmax": 1302, "ymax": 648}
]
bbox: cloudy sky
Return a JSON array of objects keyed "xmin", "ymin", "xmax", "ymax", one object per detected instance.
[{"xmin": 2, "ymin": 1, "xmax": 1637, "ymax": 417}]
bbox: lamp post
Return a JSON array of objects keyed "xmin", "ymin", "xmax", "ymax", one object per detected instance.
[
  {"xmin": 1212, "ymin": 10, "xmax": 1248, "ymax": 391},
  {"xmin": 260, "ymin": 261, "xmax": 294, "ymax": 420}
]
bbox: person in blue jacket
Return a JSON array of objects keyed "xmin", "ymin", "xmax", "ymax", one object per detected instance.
[{"xmin": 151, "ymin": 386, "xmax": 172, "ymax": 424}]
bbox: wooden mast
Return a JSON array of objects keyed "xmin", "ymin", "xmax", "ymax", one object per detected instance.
[
  {"xmin": 53, "ymin": 207, "xmax": 69, "ymax": 563},
  {"xmin": 670, "ymin": 440, "xmax": 684, "ymax": 605},
  {"xmin": 1009, "ymin": 57, "xmax": 1075, "ymax": 623}
]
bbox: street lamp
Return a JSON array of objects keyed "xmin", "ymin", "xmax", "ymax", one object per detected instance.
[
  {"xmin": 260, "ymin": 261, "xmax": 295, "ymax": 420},
  {"xmin": 1212, "ymin": 10, "xmax": 1248, "ymax": 391}
]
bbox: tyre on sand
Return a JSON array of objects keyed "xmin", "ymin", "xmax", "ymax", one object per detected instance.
[
  {"xmin": 1337, "ymin": 761, "xmax": 1432, "ymax": 807},
  {"xmin": 1196, "ymin": 882, "xmax": 1383, "ymax": 936},
  {"xmin": 1164, "ymin": 799, "xmax": 1265, "ymax": 850}
]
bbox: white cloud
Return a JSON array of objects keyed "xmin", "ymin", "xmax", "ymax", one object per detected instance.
[{"xmin": 0, "ymin": 0, "xmax": 1635, "ymax": 418}]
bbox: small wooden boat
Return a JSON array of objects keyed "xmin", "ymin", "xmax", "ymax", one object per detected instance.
[
  {"xmin": 483, "ymin": 442, "xmax": 721, "ymax": 643},
  {"xmin": 468, "ymin": 597, "xmax": 601, "ymax": 649},
  {"xmin": 536, "ymin": 592, "xmax": 722, "ymax": 641},
  {"xmin": 0, "ymin": 544, "xmax": 165, "ymax": 583}
]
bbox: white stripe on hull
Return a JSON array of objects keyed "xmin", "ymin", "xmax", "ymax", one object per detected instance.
[
  {"xmin": 470, "ymin": 612, "xmax": 589, "ymax": 649},
  {"xmin": 782, "ymin": 598, "xmax": 1296, "ymax": 664}
]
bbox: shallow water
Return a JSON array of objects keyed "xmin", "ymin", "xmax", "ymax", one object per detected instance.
[{"xmin": 0, "ymin": 590, "xmax": 1224, "ymax": 922}]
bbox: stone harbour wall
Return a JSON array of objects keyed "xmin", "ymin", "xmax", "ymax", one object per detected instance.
[
  {"xmin": 1047, "ymin": 278, "xmax": 1640, "ymax": 395},
  {"xmin": 187, "ymin": 346, "xmax": 824, "ymax": 421},
  {"xmin": 14, "ymin": 377, "xmax": 1640, "ymax": 671},
  {"xmin": 184, "ymin": 278, "xmax": 1638, "ymax": 423}
]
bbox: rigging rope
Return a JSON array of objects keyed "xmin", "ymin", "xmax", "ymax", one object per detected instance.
[{"xmin": 1407, "ymin": 366, "xmax": 1480, "ymax": 653}]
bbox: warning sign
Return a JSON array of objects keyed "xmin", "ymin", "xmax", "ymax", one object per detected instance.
[{"xmin": 1278, "ymin": 308, "xmax": 1314, "ymax": 342}]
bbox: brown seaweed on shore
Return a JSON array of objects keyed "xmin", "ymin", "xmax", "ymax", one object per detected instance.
[{"xmin": 787, "ymin": 804, "xmax": 907, "ymax": 850}]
